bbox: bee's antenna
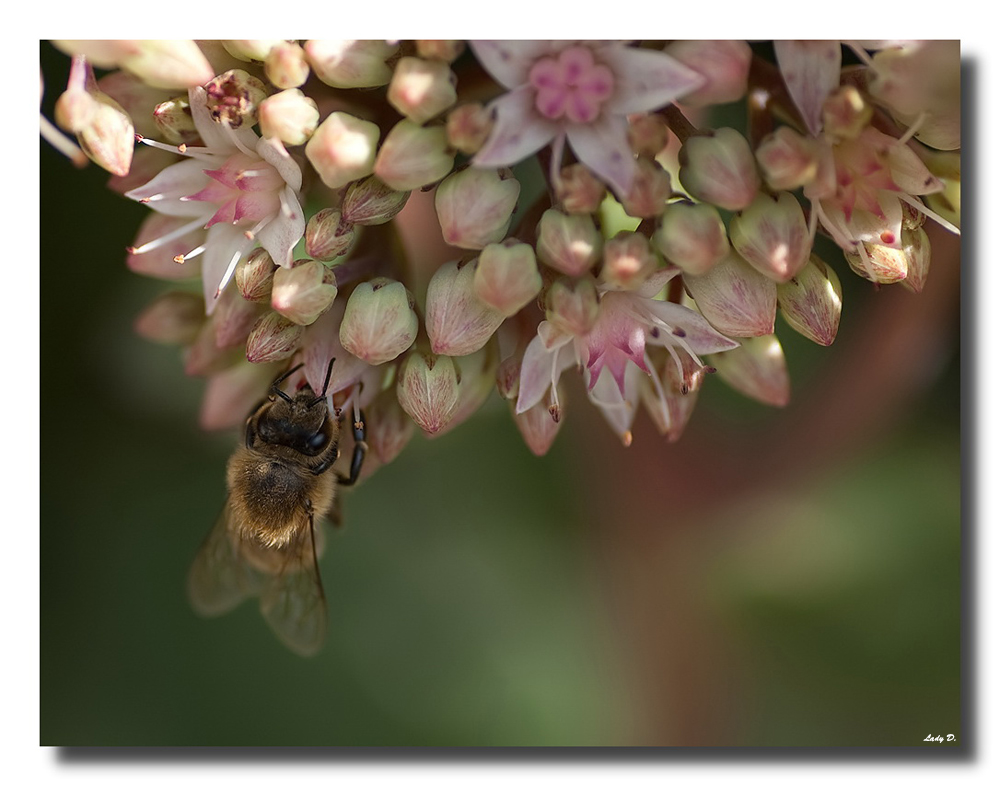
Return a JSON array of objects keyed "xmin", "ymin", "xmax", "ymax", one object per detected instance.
[
  {"xmin": 271, "ymin": 363, "xmax": 303, "ymax": 403},
  {"xmin": 311, "ymin": 357, "xmax": 336, "ymax": 405}
]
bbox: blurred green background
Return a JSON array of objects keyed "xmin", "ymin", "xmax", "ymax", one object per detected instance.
[{"xmin": 39, "ymin": 43, "xmax": 961, "ymax": 747}]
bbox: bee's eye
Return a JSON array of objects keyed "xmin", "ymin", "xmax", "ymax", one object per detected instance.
[{"xmin": 308, "ymin": 431, "xmax": 327, "ymax": 450}]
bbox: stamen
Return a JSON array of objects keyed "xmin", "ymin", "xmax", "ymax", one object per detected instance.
[
  {"xmin": 221, "ymin": 120, "xmax": 257, "ymax": 157},
  {"xmin": 854, "ymin": 240, "xmax": 879, "ymax": 283},
  {"xmin": 174, "ymin": 244, "xmax": 206, "ymax": 263},
  {"xmin": 127, "ymin": 216, "xmax": 207, "ymax": 255},
  {"xmin": 898, "ymin": 192, "xmax": 961, "ymax": 235},
  {"xmin": 644, "ymin": 351, "xmax": 671, "ymax": 431},
  {"xmin": 214, "ymin": 248, "xmax": 244, "ymax": 299},
  {"xmin": 897, "ymin": 112, "xmax": 926, "ymax": 146},
  {"xmin": 278, "ymin": 187, "xmax": 298, "ymax": 220}
]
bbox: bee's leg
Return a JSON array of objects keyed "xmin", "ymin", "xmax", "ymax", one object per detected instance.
[{"xmin": 336, "ymin": 410, "xmax": 368, "ymax": 487}]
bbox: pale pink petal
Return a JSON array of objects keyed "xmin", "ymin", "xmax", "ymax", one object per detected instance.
[
  {"xmin": 301, "ymin": 301, "xmax": 371, "ymax": 397},
  {"xmin": 639, "ymin": 299, "xmax": 740, "ymax": 355},
  {"xmin": 587, "ymin": 364, "xmax": 639, "ymax": 441},
  {"xmin": 516, "ymin": 334, "xmax": 575, "ymax": 414},
  {"xmin": 201, "ymin": 223, "xmax": 254, "ymax": 314},
  {"xmin": 474, "ymin": 87, "xmax": 559, "ymax": 168},
  {"xmin": 599, "ymin": 44, "xmax": 706, "ymax": 114},
  {"xmin": 634, "ymin": 266, "xmax": 681, "ymax": 299},
  {"xmin": 256, "ymin": 136, "xmax": 303, "ymax": 192},
  {"xmin": 125, "ymin": 158, "xmax": 216, "ymax": 217},
  {"xmin": 470, "ymin": 40, "xmax": 560, "ymax": 90},
  {"xmin": 565, "ymin": 114, "xmax": 637, "ymax": 196},
  {"xmin": 256, "ymin": 186, "xmax": 305, "ymax": 267},
  {"xmin": 773, "ymin": 41, "xmax": 842, "ymax": 137},
  {"xmin": 126, "ymin": 213, "xmax": 204, "ymax": 280}
]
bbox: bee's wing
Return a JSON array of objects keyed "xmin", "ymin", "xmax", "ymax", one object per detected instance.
[
  {"xmin": 187, "ymin": 500, "xmax": 263, "ymax": 617},
  {"xmin": 258, "ymin": 509, "xmax": 328, "ymax": 657}
]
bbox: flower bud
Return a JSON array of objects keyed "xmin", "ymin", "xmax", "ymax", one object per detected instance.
[
  {"xmin": 388, "ymin": 56, "xmax": 458, "ymax": 125},
  {"xmin": 305, "ymin": 40, "xmax": 397, "ymax": 88},
  {"xmin": 620, "ymin": 158, "xmax": 672, "ymax": 219},
  {"xmin": 536, "ymin": 209, "xmax": 603, "ymax": 276},
  {"xmin": 708, "ymin": 334, "xmax": 790, "ymax": 407},
  {"xmin": 822, "ymin": 85, "xmax": 872, "ymax": 141},
  {"xmin": 899, "ymin": 227, "xmax": 931, "ymax": 294},
  {"xmin": 214, "ymin": 285, "xmax": 264, "ymax": 350},
  {"xmin": 204, "ymin": 69, "xmax": 267, "ymax": 128},
  {"xmin": 258, "ymin": 89, "xmax": 320, "ymax": 146},
  {"xmin": 265, "ymin": 41, "xmax": 310, "ymax": 89},
  {"xmin": 755, "ymin": 126, "xmax": 821, "ymax": 192},
  {"xmin": 432, "ymin": 344, "xmax": 499, "ymax": 437},
  {"xmin": 679, "ymin": 127, "xmax": 760, "ymax": 211},
  {"xmin": 513, "ymin": 398, "xmax": 563, "ymax": 456},
  {"xmin": 599, "ymin": 231, "xmax": 657, "ymax": 291},
  {"xmin": 416, "ymin": 40, "xmax": 466, "ymax": 63},
  {"xmin": 365, "ymin": 386, "xmax": 416, "ymax": 465},
  {"xmin": 627, "ymin": 113, "xmax": 669, "ymax": 158},
  {"xmin": 396, "ymin": 351, "xmax": 461, "ymax": 434},
  {"xmin": 122, "ymin": 40, "xmax": 215, "ymax": 90},
  {"xmin": 473, "ymin": 242, "xmax": 542, "ymax": 317},
  {"xmin": 126, "ymin": 213, "xmax": 203, "ymax": 280},
  {"xmin": 654, "ymin": 201, "xmax": 729, "ymax": 276},
  {"xmin": 546, "ymin": 275, "xmax": 600, "ymax": 336},
  {"xmin": 305, "ymin": 111, "xmax": 380, "ymax": 190},
  {"xmin": 644, "ymin": 353, "xmax": 706, "ymax": 442},
  {"xmin": 342, "ymin": 176, "xmax": 410, "ymax": 226},
  {"xmin": 339, "ymin": 278, "xmax": 418, "ymax": 364},
  {"xmin": 729, "ymin": 191, "xmax": 811, "ymax": 282},
  {"xmin": 555, "ymin": 163, "xmax": 607, "ymax": 214},
  {"xmin": 305, "ymin": 208, "xmax": 357, "ymax": 261},
  {"xmin": 777, "ymin": 255, "xmax": 843, "ymax": 346},
  {"xmin": 134, "ymin": 291, "xmax": 205, "ymax": 345},
  {"xmin": 221, "ymin": 40, "xmax": 283, "ymax": 63},
  {"xmin": 665, "ymin": 40, "xmax": 752, "ymax": 107},
  {"xmin": 436, "ymin": 167, "xmax": 520, "ymax": 250},
  {"xmin": 235, "ymin": 248, "xmax": 276, "ymax": 303},
  {"xmin": 374, "ymin": 120, "xmax": 455, "ymax": 191},
  {"xmin": 426, "ymin": 260, "xmax": 506, "ymax": 356},
  {"xmin": 245, "ymin": 312, "xmax": 305, "ymax": 364},
  {"xmin": 446, "ymin": 103, "xmax": 493, "ymax": 155},
  {"xmin": 683, "ymin": 251, "xmax": 776, "ymax": 337},
  {"xmin": 56, "ymin": 57, "xmax": 133, "ymax": 176},
  {"xmin": 270, "ymin": 260, "xmax": 339, "ymax": 325},
  {"xmin": 844, "ymin": 243, "xmax": 908, "ymax": 284},
  {"xmin": 152, "ymin": 97, "xmax": 197, "ymax": 144}
]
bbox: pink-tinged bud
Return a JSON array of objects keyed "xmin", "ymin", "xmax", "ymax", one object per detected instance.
[
  {"xmin": 396, "ymin": 351, "xmax": 461, "ymax": 434},
  {"xmin": 221, "ymin": 40, "xmax": 284, "ymax": 63},
  {"xmin": 270, "ymin": 260, "xmax": 339, "ymax": 326},
  {"xmin": 679, "ymin": 127, "xmax": 761, "ymax": 211},
  {"xmin": 214, "ymin": 285, "xmax": 265, "ymax": 350},
  {"xmin": 620, "ymin": 158, "xmax": 673, "ymax": 219},
  {"xmin": 204, "ymin": 69, "xmax": 267, "ymax": 128},
  {"xmin": 388, "ymin": 57, "xmax": 458, "ymax": 125},
  {"xmin": 436, "ymin": 167, "xmax": 520, "ymax": 250},
  {"xmin": 777, "ymin": 255, "xmax": 843, "ymax": 346},
  {"xmin": 374, "ymin": 120, "xmax": 455, "ymax": 191},
  {"xmin": 755, "ymin": 126, "xmax": 821, "ymax": 192},
  {"xmin": 654, "ymin": 201, "xmax": 729, "ymax": 276},
  {"xmin": 416, "ymin": 40, "xmax": 466, "ymax": 63},
  {"xmin": 708, "ymin": 334, "xmax": 790, "ymax": 407},
  {"xmin": 305, "ymin": 111, "xmax": 380, "ymax": 190},
  {"xmin": 845, "ymin": 243, "xmax": 908, "ymax": 284},
  {"xmin": 304, "ymin": 40, "xmax": 398, "ymax": 89},
  {"xmin": 546, "ymin": 275, "xmax": 600, "ymax": 336},
  {"xmin": 627, "ymin": 113, "xmax": 669, "ymax": 158},
  {"xmin": 200, "ymin": 361, "xmax": 278, "ymax": 431},
  {"xmin": 258, "ymin": 89, "xmax": 320, "ymax": 146},
  {"xmin": 134, "ymin": 291, "xmax": 205, "ymax": 345},
  {"xmin": 496, "ymin": 352, "xmax": 522, "ymax": 401},
  {"xmin": 305, "ymin": 208, "xmax": 357, "ymax": 261},
  {"xmin": 536, "ymin": 209, "xmax": 603, "ymax": 276},
  {"xmin": 245, "ymin": 312, "xmax": 305, "ymax": 364},
  {"xmin": 599, "ymin": 231, "xmax": 658, "ymax": 291},
  {"xmin": 339, "ymin": 278, "xmax": 419, "ymax": 364},
  {"xmin": 365, "ymin": 386, "xmax": 416, "ymax": 464},
  {"xmin": 433, "ymin": 345, "xmax": 499, "ymax": 437},
  {"xmin": 684, "ymin": 251, "xmax": 777, "ymax": 337},
  {"xmin": 665, "ymin": 40, "xmax": 752, "ymax": 107},
  {"xmin": 899, "ymin": 227, "xmax": 931, "ymax": 294},
  {"xmin": 120, "ymin": 41, "xmax": 214, "ymax": 90},
  {"xmin": 342, "ymin": 176, "xmax": 410, "ymax": 226},
  {"xmin": 446, "ymin": 103, "xmax": 493, "ymax": 155},
  {"xmin": 152, "ymin": 97, "xmax": 197, "ymax": 145},
  {"xmin": 126, "ymin": 213, "xmax": 203, "ymax": 281},
  {"xmin": 729, "ymin": 191, "xmax": 811, "ymax": 282},
  {"xmin": 513, "ymin": 398, "xmax": 562, "ymax": 456},
  {"xmin": 426, "ymin": 260, "xmax": 506, "ymax": 356},
  {"xmin": 822, "ymin": 86, "xmax": 872, "ymax": 141},
  {"xmin": 555, "ymin": 163, "xmax": 607, "ymax": 214},
  {"xmin": 235, "ymin": 248, "xmax": 276, "ymax": 303},
  {"xmin": 473, "ymin": 242, "xmax": 542, "ymax": 317},
  {"xmin": 265, "ymin": 41, "xmax": 310, "ymax": 89}
]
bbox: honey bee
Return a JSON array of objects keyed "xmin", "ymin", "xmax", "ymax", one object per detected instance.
[{"xmin": 187, "ymin": 359, "xmax": 367, "ymax": 656}]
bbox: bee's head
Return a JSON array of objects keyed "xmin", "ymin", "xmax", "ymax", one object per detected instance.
[{"xmin": 256, "ymin": 359, "xmax": 338, "ymax": 455}]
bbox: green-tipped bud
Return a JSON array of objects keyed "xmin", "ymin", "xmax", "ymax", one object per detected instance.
[
  {"xmin": 235, "ymin": 248, "xmax": 276, "ymax": 303},
  {"xmin": 899, "ymin": 227, "xmax": 931, "ymax": 294},
  {"xmin": 822, "ymin": 85, "xmax": 872, "ymax": 141},
  {"xmin": 305, "ymin": 209, "xmax": 357, "ymax": 261},
  {"xmin": 396, "ymin": 351, "xmax": 461, "ymax": 434},
  {"xmin": 473, "ymin": 242, "xmax": 542, "ymax": 317},
  {"xmin": 374, "ymin": 120, "xmax": 455, "ymax": 191},
  {"xmin": 446, "ymin": 103, "xmax": 493, "ymax": 155},
  {"xmin": 730, "ymin": 191, "xmax": 810, "ymax": 282},
  {"xmin": 365, "ymin": 386, "xmax": 416, "ymax": 465},
  {"xmin": 599, "ymin": 231, "xmax": 657, "ymax": 291},
  {"xmin": 305, "ymin": 111, "xmax": 380, "ymax": 190},
  {"xmin": 265, "ymin": 41, "xmax": 310, "ymax": 89},
  {"xmin": 416, "ymin": 40, "xmax": 466, "ymax": 63},
  {"xmin": 270, "ymin": 260, "xmax": 339, "ymax": 326},
  {"xmin": 426, "ymin": 260, "xmax": 506, "ymax": 356},
  {"xmin": 654, "ymin": 200, "xmax": 729, "ymax": 275},
  {"xmin": 679, "ymin": 127, "xmax": 760, "ymax": 211},
  {"xmin": 513, "ymin": 398, "xmax": 562, "ymax": 456},
  {"xmin": 339, "ymin": 278, "xmax": 419, "ymax": 364},
  {"xmin": 664, "ymin": 40, "xmax": 752, "ymax": 108},
  {"xmin": 707, "ymin": 334, "xmax": 790, "ymax": 407},
  {"xmin": 777, "ymin": 255, "xmax": 843, "ymax": 345},
  {"xmin": 204, "ymin": 69, "xmax": 267, "ymax": 128},
  {"xmin": 627, "ymin": 113, "xmax": 669, "ymax": 157},
  {"xmin": 555, "ymin": 163, "xmax": 607, "ymax": 214},
  {"xmin": 755, "ymin": 126, "xmax": 821, "ymax": 192},
  {"xmin": 152, "ymin": 97, "xmax": 197, "ymax": 145},
  {"xmin": 342, "ymin": 176, "xmax": 410, "ymax": 226},
  {"xmin": 546, "ymin": 275, "xmax": 600, "ymax": 336},
  {"xmin": 258, "ymin": 89, "xmax": 320, "ymax": 146},
  {"xmin": 620, "ymin": 158, "xmax": 672, "ymax": 219},
  {"xmin": 536, "ymin": 209, "xmax": 603, "ymax": 277},
  {"xmin": 245, "ymin": 312, "xmax": 305, "ymax": 364},
  {"xmin": 388, "ymin": 56, "xmax": 458, "ymax": 125},
  {"xmin": 305, "ymin": 40, "xmax": 398, "ymax": 89},
  {"xmin": 134, "ymin": 291, "xmax": 205, "ymax": 345},
  {"xmin": 436, "ymin": 167, "xmax": 520, "ymax": 250},
  {"xmin": 683, "ymin": 251, "xmax": 776, "ymax": 337}
]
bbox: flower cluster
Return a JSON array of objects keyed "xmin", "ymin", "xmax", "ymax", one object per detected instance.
[{"xmin": 43, "ymin": 39, "xmax": 961, "ymax": 467}]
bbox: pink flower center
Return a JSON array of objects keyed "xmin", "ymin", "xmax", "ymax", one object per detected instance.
[
  {"xmin": 187, "ymin": 152, "xmax": 285, "ymax": 229},
  {"xmin": 528, "ymin": 46, "xmax": 615, "ymax": 124}
]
